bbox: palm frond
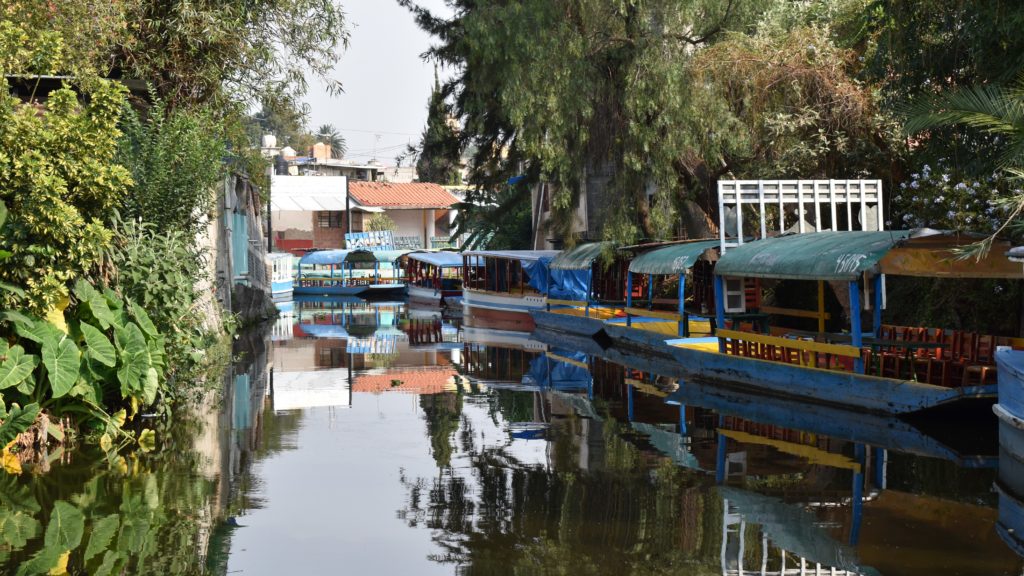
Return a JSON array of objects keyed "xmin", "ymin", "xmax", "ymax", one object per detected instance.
[{"xmin": 904, "ymin": 84, "xmax": 1019, "ymax": 135}]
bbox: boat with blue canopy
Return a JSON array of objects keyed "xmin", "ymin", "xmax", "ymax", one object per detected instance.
[
  {"xmin": 401, "ymin": 250, "xmax": 464, "ymax": 307},
  {"xmin": 461, "ymin": 249, "xmax": 559, "ymax": 331},
  {"xmin": 294, "ymin": 248, "xmax": 410, "ymax": 297}
]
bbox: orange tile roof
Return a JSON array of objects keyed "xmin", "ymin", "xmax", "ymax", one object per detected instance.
[
  {"xmin": 349, "ymin": 181, "xmax": 459, "ymax": 209},
  {"xmin": 352, "ymin": 368, "xmax": 459, "ymax": 394}
]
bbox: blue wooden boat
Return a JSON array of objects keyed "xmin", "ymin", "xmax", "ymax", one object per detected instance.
[
  {"xmin": 532, "ymin": 231, "xmax": 1018, "ymax": 415},
  {"xmin": 294, "ymin": 248, "xmax": 409, "ymax": 298}
]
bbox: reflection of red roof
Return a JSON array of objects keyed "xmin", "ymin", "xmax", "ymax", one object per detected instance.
[
  {"xmin": 349, "ymin": 182, "xmax": 458, "ymax": 209},
  {"xmin": 353, "ymin": 368, "xmax": 457, "ymax": 394}
]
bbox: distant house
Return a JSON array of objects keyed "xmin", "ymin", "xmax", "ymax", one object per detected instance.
[
  {"xmin": 348, "ymin": 181, "xmax": 460, "ymax": 250},
  {"xmin": 269, "ymin": 176, "xmax": 460, "ymax": 253}
]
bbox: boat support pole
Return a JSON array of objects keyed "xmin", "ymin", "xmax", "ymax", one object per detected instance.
[
  {"xmin": 872, "ymin": 274, "xmax": 883, "ymax": 337},
  {"xmin": 677, "ymin": 273, "xmax": 686, "ymax": 337},
  {"xmin": 849, "ymin": 280, "xmax": 864, "ymax": 373},
  {"xmin": 626, "ymin": 272, "xmax": 633, "ymax": 327},
  {"xmin": 714, "ymin": 275, "xmax": 726, "ymax": 353}
]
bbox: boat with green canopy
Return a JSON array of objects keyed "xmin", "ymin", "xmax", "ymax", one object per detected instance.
[{"xmin": 534, "ymin": 229, "xmax": 1024, "ymax": 414}]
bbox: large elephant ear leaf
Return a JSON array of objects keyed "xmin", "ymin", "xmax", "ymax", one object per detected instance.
[
  {"xmin": 73, "ymin": 280, "xmax": 116, "ymax": 330},
  {"xmin": 127, "ymin": 299, "xmax": 158, "ymax": 339},
  {"xmin": 79, "ymin": 323, "xmax": 116, "ymax": 368},
  {"xmin": 42, "ymin": 337, "xmax": 81, "ymax": 399},
  {"xmin": 0, "ymin": 346, "xmax": 38, "ymax": 392},
  {"xmin": 142, "ymin": 368, "xmax": 159, "ymax": 406},
  {"xmin": 116, "ymin": 323, "xmax": 150, "ymax": 398}
]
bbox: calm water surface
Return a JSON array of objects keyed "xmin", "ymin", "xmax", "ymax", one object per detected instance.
[{"xmin": 3, "ymin": 298, "xmax": 1023, "ymax": 575}]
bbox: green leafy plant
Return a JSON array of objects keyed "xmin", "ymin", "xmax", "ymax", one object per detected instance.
[
  {"xmin": 0, "ymin": 80, "xmax": 130, "ymax": 314},
  {"xmin": 0, "ymin": 280, "xmax": 168, "ymax": 447}
]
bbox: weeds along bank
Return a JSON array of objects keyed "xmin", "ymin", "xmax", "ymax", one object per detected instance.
[{"xmin": 0, "ymin": 78, "xmax": 238, "ymax": 457}]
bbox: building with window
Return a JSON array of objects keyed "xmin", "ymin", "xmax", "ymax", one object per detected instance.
[{"xmin": 269, "ymin": 176, "xmax": 461, "ymax": 253}]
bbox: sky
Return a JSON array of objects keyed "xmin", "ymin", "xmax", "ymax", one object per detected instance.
[{"xmin": 303, "ymin": 0, "xmax": 454, "ymax": 166}]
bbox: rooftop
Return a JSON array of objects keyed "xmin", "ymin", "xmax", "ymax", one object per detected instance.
[{"xmin": 348, "ymin": 181, "xmax": 459, "ymax": 209}]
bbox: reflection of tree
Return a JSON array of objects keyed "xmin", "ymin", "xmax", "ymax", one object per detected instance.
[
  {"xmin": 420, "ymin": 391, "xmax": 464, "ymax": 468},
  {"xmin": 398, "ymin": 406, "xmax": 725, "ymax": 575}
]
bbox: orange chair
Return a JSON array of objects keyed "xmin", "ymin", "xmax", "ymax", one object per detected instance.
[{"xmin": 963, "ymin": 334, "xmax": 998, "ymax": 386}]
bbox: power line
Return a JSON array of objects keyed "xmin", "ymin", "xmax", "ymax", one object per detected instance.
[{"xmin": 336, "ymin": 127, "xmax": 422, "ymax": 137}]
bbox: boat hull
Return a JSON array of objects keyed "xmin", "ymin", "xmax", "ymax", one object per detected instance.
[
  {"xmin": 531, "ymin": 310, "xmax": 996, "ymax": 415},
  {"xmin": 408, "ymin": 285, "xmax": 462, "ymax": 307},
  {"xmin": 293, "ymin": 284, "xmax": 406, "ymax": 298},
  {"xmin": 463, "ymin": 289, "xmax": 546, "ymax": 332},
  {"xmin": 995, "ymin": 348, "xmax": 1024, "ymax": 459}
]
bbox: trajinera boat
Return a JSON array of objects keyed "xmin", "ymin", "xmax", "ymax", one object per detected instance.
[
  {"xmin": 401, "ymin": 250, "xmax": 464, "ymax": 307},
  {"xmin": 294, "ymin": 248, "xmax": 409, "ymax": 298},
  {"xmin": 531, "ymin": 179, "xmax": 1023, "ymax": 415},
  {"xmin": 266, "ymin": 252, "xmax": 295, "ymax": 302},
  {"xmin": 460, "ymin": 250, "xmax": 559, "ymax": 331}
]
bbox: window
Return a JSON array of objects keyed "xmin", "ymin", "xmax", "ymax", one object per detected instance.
[
  {"xmin": 723, "ymin": 277, "xmax": 746, "ymax": 313},
  {"xmin": 317, "ymin": 211, "xmax": 343, "ymax": 228}
]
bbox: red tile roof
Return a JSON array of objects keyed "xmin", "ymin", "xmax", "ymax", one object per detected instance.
[
  {"xmin": 349, "ymin": 182, "xmax": 459, "ymax": 209},
  {"xmin": 352, "ymin": 368, "xmax": 459, "ymax": 394}
]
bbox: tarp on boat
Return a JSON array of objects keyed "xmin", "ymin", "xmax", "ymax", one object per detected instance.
[
  {"xmin": 549, "ymin": 242, "xmax": 612, "ymax": 270},
  {"xmin": 406, "ymin": 250, "xmax": 464, "ymax": 268},
  {"xmin": 628, "ymin": 240, "xmax": 719, "ymax": 275},
  {"xmin": 298, "ymin": 249, "xmax": 351, "ymax": 266},
  {"xmin": 715, "ymin": 231, "xmax": 911, "ymax": 281},
  {"xmin": 548, "ymin": 268, "xmax": 590, "ymax": 301}
]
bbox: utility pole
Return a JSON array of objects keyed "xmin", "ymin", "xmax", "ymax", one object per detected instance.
[{"xmin": 345, "ymin": 176, "xmax": 351, "ymax": 248}]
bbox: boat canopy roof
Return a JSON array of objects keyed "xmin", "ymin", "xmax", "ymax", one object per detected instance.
[
  {"xmin": 549, "ymin": 242, "xmax": 614, "ymax": 271},
  {"xmin": 407, "ymin": 250, "xmax": 464, "ymax": 268},
  {"xmin": 715, "ymin": 231, "xmax": 911, "ymax": 281},
  {"xmin": 347, "ymin": 249, "xmax": 411, "ymax": 264},
  {"xmin": 462, "ymin": 249, "xmax": 560, "ymax": 262},
  {"xmin": 629, "ymin": 240, "xmax": 720, "ymax": 275},
  {"xmin": 298, "ymin": 249, "xmax": 350, "ymax": 266}
]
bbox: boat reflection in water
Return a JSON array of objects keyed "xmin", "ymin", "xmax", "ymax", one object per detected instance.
[{"xmin": 390, "ymin": 330, "xmax": 1020, "ymax": 576}]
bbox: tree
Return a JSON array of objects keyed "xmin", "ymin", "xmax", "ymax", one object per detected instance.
[
  {"xmin": 413, "ymin": 72, "xmax": 462, "ymax": 185},
  {"xmin": 316, "ymin": 123, "xmax": 347, "ymax": 159},
  {"xmin": 366, "ymin": 212, "xmax": 398, "ymax": 232},
  {"xmin": 116, "ymin": 0, "xmax": 349, "ymax": 112},
  {"xmin": 905, "ymin": 78, "xmax": 1024, "ymax": 255}
]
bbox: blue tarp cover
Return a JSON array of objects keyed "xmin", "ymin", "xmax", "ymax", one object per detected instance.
[
  {"xmin": 548, "ymin": 268, "xmax": 590, "ymax": 301},
  {"xmin": 523, "ymin": 257, "xmax": 554, "ymax": 294}
]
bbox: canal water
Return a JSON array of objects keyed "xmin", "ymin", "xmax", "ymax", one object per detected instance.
[{"xmin": 2, "ymin": 297, "xmax": 1023, "ymax": 575}]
